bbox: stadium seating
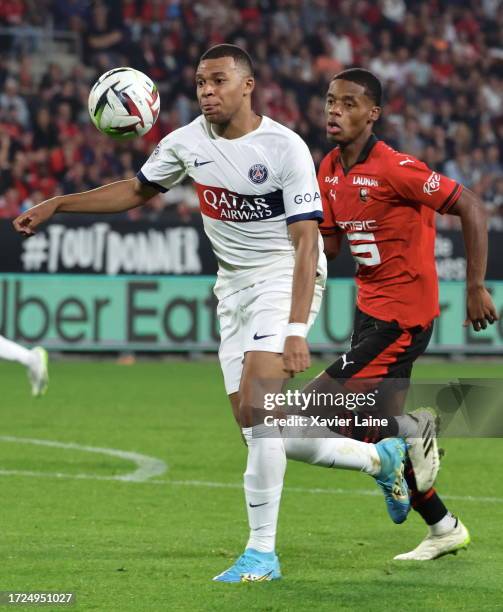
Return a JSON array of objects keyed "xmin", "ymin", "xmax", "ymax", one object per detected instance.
[{"xmin": 0, "ymin": 0, "xmax": 502, "ymax": 225}]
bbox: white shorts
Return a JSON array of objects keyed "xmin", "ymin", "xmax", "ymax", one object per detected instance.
[{"xmin": 217, "ymin": 277, "xmax": 324, "ymax": 395}]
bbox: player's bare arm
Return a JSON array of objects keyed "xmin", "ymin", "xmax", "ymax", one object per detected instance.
[
  {"xmin": 12, "ymin": 178, "xmax": 158, "ymax": 237},
  {"xmin": 322, "ymin": 231, "xmax": 344, "ymax": 260},
  {"xmin": 283, "ymin": 219, "xmax": 319, "ymax": 375},
  {"xmin": 448, "ymin": 188, "xmax": 499, "ymax": 331}
]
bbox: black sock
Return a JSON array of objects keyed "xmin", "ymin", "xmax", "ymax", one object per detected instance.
[
  {"xmin": 405, "ymin": 460, "xmax": 448, "ymax": 525},
  {"xmin": 377, "ymin": 415, "xmax": 399, "ymax": 440},
  {"xmin": 328, "ymin": 411, "xmax": 399, "ymax": 443}
]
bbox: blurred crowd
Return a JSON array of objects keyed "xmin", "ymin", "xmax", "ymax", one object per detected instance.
[{"xmin": 1, "ymin": 0, "xmax": 503, "ymax": 227}]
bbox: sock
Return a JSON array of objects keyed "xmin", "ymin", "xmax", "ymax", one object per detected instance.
[
  {"xmin": 405, "ymin": 459, "xmax": 450, "ymax": 525},
  {"xmin": 242, "ymin": 424, "xmax": 286, "ymax": 553},
  {"xmin": 0, "ymin": 336, "xmax": 34, "ymax": 367},
  {"xmin": 283, "ymin": 430, "xmax": 381, "ymax": 476},
  {"xmin": 429, "ymin": 512, "xmax": 457, "ymax": 536},
  {"xmin": 395, "ymin": 415, "xmax": 420, "ymax": 439},
  {"xmin": 326, "ymin": 410, "xmax": 399, "ymax": 443}
]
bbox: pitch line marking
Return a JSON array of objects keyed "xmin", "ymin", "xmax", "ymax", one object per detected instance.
[
  {"xmin": 1, "ymin": 437, "xmax": 500, "ymax": 504},
  {"xmin": 0, "ymin": 467, "xmax": 500, "ymax": 506},
  {"xmin": 0, "ymin": 436, "xmax": 167, "ymax": 482},
  {"xmin": 153, "ymin": 479, "xmax": 503, "ymax": 505}
]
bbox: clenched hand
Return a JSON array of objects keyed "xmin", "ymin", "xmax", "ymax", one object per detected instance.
[
  {"xmin": 464, "ymin": 286, "xmax": 499, "ymax": 331},
  {"xmin": 12, "ymin": 200, "xmax": 58, "ymax": 237},
  {"xmin": 283, "ymin": 335, "xmax": 310, "ymax": 375}
]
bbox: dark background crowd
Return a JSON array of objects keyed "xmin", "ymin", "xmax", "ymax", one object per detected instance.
[{"xmin": 0, "ymin": 0, "xmax": 502, "ymax": 227}]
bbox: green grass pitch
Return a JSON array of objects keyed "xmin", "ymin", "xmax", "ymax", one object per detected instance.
[{"xmin": 1, "ymin": 359, "xmax": 502, "ymax": 611}]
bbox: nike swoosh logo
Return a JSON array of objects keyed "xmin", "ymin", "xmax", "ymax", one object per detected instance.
[
  {"xmin": 249, "ymin": 502, "xmax": 268, "ymax": 508},
  {"xmin": 399, "ymin": 158, "xmax": 414, "ymax": 166},
  {"xmin": 253, "ymin": 333, "xmax": 277, "ymax": 340},
  {"xmin": 194, "ymin": 159, "xmax": 213, "ymax": 167}
]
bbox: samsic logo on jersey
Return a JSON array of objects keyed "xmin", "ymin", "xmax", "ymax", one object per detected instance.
[
  {"xmin": 196, "ymin": 183, "xmax": 284, "ymax": 222},
  {"xmin": 336, "ymin": 219, "xmax": 378, "ymax": 231},
  {"xmin": 423, "ymin": 172, "xmax": 441, "ymax": 195}
]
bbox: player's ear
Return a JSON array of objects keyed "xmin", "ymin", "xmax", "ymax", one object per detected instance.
[
  {"xmin": 243, "ymin": 75, "xmax": 255, "ymax": 97},
  {"xmin": 369, "ymin": 106, "xmax": 381, "ymax": 122}
]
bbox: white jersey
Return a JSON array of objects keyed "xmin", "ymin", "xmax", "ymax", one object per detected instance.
[{"xmin": 138, "ymin": 114, "xmax": 327, "ymax": 299}]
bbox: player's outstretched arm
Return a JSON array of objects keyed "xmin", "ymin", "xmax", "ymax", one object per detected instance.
[
  {"xmin": 12, "ymin": 178, "xmax": 159, "ymax": 237},
  {"xmin": 283, "ymin": 220, "xmax": 319, "ymax": 375},
  {"xmin": 449, "ymin": 187, "xmax": 499, "ymax": 331}
]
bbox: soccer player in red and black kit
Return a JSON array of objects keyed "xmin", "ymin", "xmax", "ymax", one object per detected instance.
[{"xmin": 316, "ymin": 69, "xmax": 498, "ymax": 560}]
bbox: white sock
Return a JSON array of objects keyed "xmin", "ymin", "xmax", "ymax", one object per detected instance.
[
  {"xmin": 0, "ymin": 335, "xmax": 35, "ymax": 367},
  {"xmin": 395, "ymin": 415, "xmax": 420, "ymax": 439},
  {"xmin": 283, "ymin": 432, "xmax": 381, "ymax": 476},
  {"xmin": 242, "ymin": 425, "xmax": 286, "ymax": 554},
  {"xmin": 429, "ymin": 512, "xmax": 457, "ymax": 536}
]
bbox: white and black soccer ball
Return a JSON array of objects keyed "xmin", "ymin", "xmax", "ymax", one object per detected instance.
[{"xmin": 88, "ymin": 67, "xmax": 160, "ymax": 139}]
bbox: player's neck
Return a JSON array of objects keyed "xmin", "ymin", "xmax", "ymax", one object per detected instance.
[
  {"xmin": 211, "ymin": 110, "xmax": 262, "ymax": 140},
  {"xmin": 339, "ymin": 130, "xmax": 374, "ymax": 172}
]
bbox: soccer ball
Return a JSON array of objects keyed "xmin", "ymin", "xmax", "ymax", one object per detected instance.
[{"xmin": 88, "ymin": 67, "xmax": 160, "ymax": 139}]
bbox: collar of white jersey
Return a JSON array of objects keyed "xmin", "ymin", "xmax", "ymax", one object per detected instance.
[{"xmin": 207, "ymin": 114, "xmax": 267, "ymax": 142}]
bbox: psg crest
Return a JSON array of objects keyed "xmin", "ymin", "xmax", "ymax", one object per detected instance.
[{"xmin": 248, "ymin": 163, "xmax": 269, "ymax": 184}]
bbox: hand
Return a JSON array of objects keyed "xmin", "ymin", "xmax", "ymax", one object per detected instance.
[
  {"xmin": 464, "ymin": 286, "xmax": 499, "ymax": 331},
  {"xmin": 283, "ymin": 335, "xmax": 310, "ymax": 376},
  {"xmin": 12, "ymin": 199, "xmax": 58, "ymax": 237}
]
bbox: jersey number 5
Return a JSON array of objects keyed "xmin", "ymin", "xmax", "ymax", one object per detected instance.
[{"xmin": 347, "ymin": 232, "xmax": 381, "ymax": 266}]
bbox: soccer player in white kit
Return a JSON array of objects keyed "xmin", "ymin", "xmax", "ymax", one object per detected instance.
[
  {"xmin": 13, "ymin": 45, "xmax": 411, "ymax": 582},
  {"xmin": 0, "ymin": 336, "xmax": 48, "ymax": 396}
]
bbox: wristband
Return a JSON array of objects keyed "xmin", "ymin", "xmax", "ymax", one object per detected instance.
[{"xmin": 286, "ymin": 322, "xmax": 308, "ymax": 338}]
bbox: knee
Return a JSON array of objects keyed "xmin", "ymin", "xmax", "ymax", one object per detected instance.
[{"xmin": 238, "ymin": 399, "xmax": 255, "ymax": 428}]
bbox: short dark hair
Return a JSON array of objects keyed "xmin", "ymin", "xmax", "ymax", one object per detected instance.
[
  {"xmin": 332, "ymin": 68, "xmax": 382, "ymax": 106},
  {"xmin": 199, "ymin": 44, "xmax": 254, "ymax": 76}
]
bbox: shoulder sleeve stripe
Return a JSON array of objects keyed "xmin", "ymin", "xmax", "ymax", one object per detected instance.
[
  {"xmin": 286, "ymin": 211, "xmax": 324, "ymax": 225},
  {"xmin": 438, "ymin": 183, "xmax": 462, "ymax": 214},
  {"xmin": 136, "ymin": 171, "xmax": 169, "ymax": 193}
]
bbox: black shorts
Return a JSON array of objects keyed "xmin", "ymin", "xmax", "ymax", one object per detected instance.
[{"xmin": 325, "ymin": 307, "xmax": 433, "ymax": 382}]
